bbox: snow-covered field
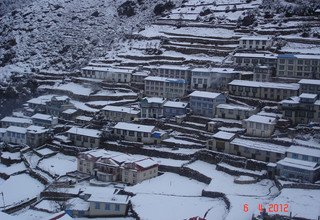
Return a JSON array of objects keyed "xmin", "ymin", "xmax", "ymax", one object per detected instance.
[
  {"xmin": 37, "ymin": 153, "xmax": 77, "ymax": 176},
  {"xmin": 0, "ymin": 174, "xmax": 44, "ymax": 208}
]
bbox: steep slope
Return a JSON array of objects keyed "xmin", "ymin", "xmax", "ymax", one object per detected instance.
[{"xmin": 0, "ymin": 0, "xmax": 181, "ymax": 78}]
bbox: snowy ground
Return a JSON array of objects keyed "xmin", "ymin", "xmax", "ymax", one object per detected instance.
[
  {"xmin": 37, "ymin": 153, "xmax": 77, "ymax": 176},
  {"xmin": 0, "ymin": 174, "xmax": 44, "ymax": 208}
]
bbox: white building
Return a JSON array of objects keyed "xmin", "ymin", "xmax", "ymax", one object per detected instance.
[
  {"xmin": 191, "ymin": 68, "xmax": 240, "ymax": 90},
  {"xmin": 81, "ymin": 66, "xmax": 133, "ymax": 83},
  {"xmin": 31, "ymin": 113, "xmax": 58, "ymax": 128},
  {"xmin": 3, "ymin": 126, "xmax": 27, "ymax": 145},
  {"xmin": 239, "ymin": 36, "xmax": 272, "ymax": 50},
  {"xmin": 230, "ymin": 138, "xmax": 286, "ymax": 162},
  {"xmin": 1, "ymin": 116, "xmax": 32, "ymax": 128},
  {"xmin": 67, "ymin": 127, "xmax": 102, "ymax": 148},
  {"xmin": 189, "ymin": 91, "xmax": 226, "ymax": 117},
  {"xmin": 144, "ymin": 76, "xmax": 187, "ymax": 99},
  {"xmin": 277, "ymin": 145, "xmax": 320, "ymax": 182},
  {"xmin": 298, "ymin": 79, "xmax": 320, "ymax": 95},
  {"xmin": 233, "ymin": 53, "xmax": 277, "ymax": 67},
  {"xmin": 216, "ymin": 104, "xmax": 257, "ymax": 120},
  {"xmin": 101, "ymin": 105, "xmax": 140, "ymax": 122},
  {"xmin": 113, "ymin": 122, "xmax": 156, "ymax": 144},
  {"xmin": 148, "ymin": 65, "xmax": 192, "ymax": 83},
  {"xmin": 243, "ymin": 114, "xmax": 277, "ymax": 137}
]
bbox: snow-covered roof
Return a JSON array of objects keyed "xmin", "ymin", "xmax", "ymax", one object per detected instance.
[
  {"xmin": 67, "ymin": 127, "xmax": 101, "ymax": 138},
  {"xmin": 102, "ymin": 105, "xmax": 140, "ymax": 114},
  {"xmin": 233, "ymin": 53, "xmax": 277, "ymax": 59},
  {"xmin": 27, "ymin": 95, "xmax": 54, "ymax": 105},
  {"xmin": 31, "ymin": 113, "xmax": 57, "ymax": 121},
  {"xmin": 132, "ymin": 71, "xmax": 149, "ymax": 76},
  {"xmin": 134, "ymin": 158, "xmax": 158, "ymax": 168},
  {"xmin": 81, "ymin": 149, "xmax": 111, "ymax": 158},
  {"xmin": 6, "ymin": 126, "xmax": 27, "ymax": 134},
  {"xmin": 75, "ymin": 116, "xmax": 93, "ymax": 121},
  {"xmin": 299, "ymin": 93, "xmax": 318, "ymax": 100},
  {"xmin": 88, "ymin": 194, "xmax": 129, "ymax": 204},
  {"xmin": 152, "ymin": 64, "xmax": 191, "ymax": 70},
  {"xmin": 280, "ymin": 96, "xmax": 300, "ymax": 105},
  {"xmin": 189, "ymin": 91, "xmax": 223, "ymax": 99},
  {"xmin": 229, "ymin": 80, "xmax": 300, "ymax": 90},
  {"xmin": 62, "ymin": 109, "xmax": 77, "ymax": 114},
  {"xmin": 278, "ymin": 54, "xmax": 320, "ymax": 60},
  {"xmin": 142, "ymin": 97, "xmax": 166, "ymax": 104},
  {"xmin": 52, "ymin": 95, "xmax": 70, "ymax": 101},
  {"xmin": 82, "ymin": 66, "xmax": 133, "ymax": 74},
  {"xmin": 114, "ymin": 122, "xmax": 155, "ymax": 133},
  {"xmin": 286, "ymin": 145, "xmax": 320, "ymax": 158},
  {"xmin": 0, "ymin": 116, "xmax": 32, "ymax": 124},
  {"xmin": 216, "ymin": 104, "xmax": 255, "ymax": 111},
  {"xmin": 277, "ymin": 157, "xmax": 318, "ymax": 171},
  {"xmin": 163, "ymin": 101, "xmax": 188, "ymax": 108},
  {"xmin": 66, "ymin": 198, "xmax": 89, "ymax": 211},
  {"xmin": 27, "ymin": 125, "xmax": 48, "ymax": 134},
  {"xmin": 298, "ymin": 79, "xmax": 320, "ymax": 86},
  {"xmin": 231, "ymin": 138, "xmax": 287, "ymax": 154},
  {"xmin": 240, "ymin": 36, "xmax": 271, "ymax": 41},
  {"xmin": 213, "ymin": 131, "xmax": 236, "ymax": 141},
  {"xmin": 144, "ymin": 76, "xmax": 186, "ymax": 84},
  {"xmin": 244, "ymin": 115, "xmax": 276, "ymax": 124},
  {"xmin": 191, "ymin": 67, "xmax": 236, "ymax": 74}
]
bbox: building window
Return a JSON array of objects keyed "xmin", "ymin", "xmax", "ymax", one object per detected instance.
[
  {"xmin": 302, "ymin": 155, "xmax": 308, "ymax": 161},
  {"xmin": 90, "ymin": 138, "xmax": 95, "ymax": 143},
  {"xmin": 292, "ymin": 153, "xmax": 298, "ymax": 159},
  {"xmin": 105, "ymin": 203, "xmax": 111, "ymax": 210},
  {"xmin": 95, "ymin": 202, "xmax": 100, "ymax": 209},
  {"xmin": 115, "ymin": 204, "xmax": 120, "ymax": 211},
  {"xmin": 129, "ymin": 131, "xmax": 134, "ymax": 136}
]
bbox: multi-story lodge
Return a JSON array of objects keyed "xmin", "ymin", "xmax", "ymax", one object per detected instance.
[
  {"xmin": 121, "ymin": 158, "xmax": 158, "ymax": 185},
  {"xmin": 140, "ymin": 97, "xmax": 166, "ymax": 119},
  {"xmin": 189, "ymin": 91, "xmax": 226, "ymax": 117},
  {"xmin": 279, "ymin": 93, "xmax": 320, "ymax": 124},
  {"xmin": 163, "ymin": 101, "xmax": 188, "ymax": 118},
  {"xmin": 233, "ymin": 53, "xmax": 277, "ymax": 68},
  {"xmin": 148, "ymin": 65, "xmax": 192, "ymax": 83},
  {"xmin": 101, "ymin": 105, "xmax": 140, "ymax": 122},
  {"xmin": 277, "ymin": 145, "xmax": 320, "ymax": 182},
  {"xmin": 298, "ymin": 79, "xmax": 320, "ymax": 95},
  {"xmin": 230, "ymin": 138, "xmax": 286, "ymax": 162},
  {"xmin": 46, "ymin": 96, "xmax": 74, "ymax": 117},
  {"xmin": 144, "ymin": 76, "xmax": 187, "ymax": 99},
  {"xmin": 239, "ymin": 36, "xmax": 273, "ymax": 50},
  {"xmin": 216, "ymin": 104, "xmax": 257, "ymax": 120},
  {"xmin": 253, "ymin": 65, "xmax": 275, "ymax": 82},
  {"xmin": 1, "ymin": 125, "xmax": 50, "ymax": 147},
  {"xmin": 67, "ymin": 127, "xmax": 102, "ymax": 148},
  {"xmin": 77, "ymin": 149, "xmax": 158, "ymax": 185},
  {"xmin": 228, "ymin": 80, "xmax": 300, "ymax": 101},
  {"xmin": 277, "ymin": 54, "xmax": 320, "ymax": 79},
  {"xmin": 81, "ymin": 66, "xmax": 133, "ymax": 83},
  {"xmin": 243, "ymin": 114, "xmax": 277, "ymax": 137},
  {"xmin": 31, "ymin": 113, "xmax": 58, "ymax": 128},
  {"xmin": 191, "ymin": 68, "xmax": 240, "ymax": 90},
  {"xmin": 1, "ymin": 116, "xmax": 32, "ymax": 128},
  {"xmin": 113, "ymin": 122, "xmax": 156, "ymax": 144}
]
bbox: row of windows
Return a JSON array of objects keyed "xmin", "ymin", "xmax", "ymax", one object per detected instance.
[
  {"xmin": 115, "ymin": 129, "xmax": 149, "ymax": 137},
  {"xmin": 190, "ymin": 101, "xmax": 214, "ymax": 109},
  {"xmin": 241, "ymin": 40, "xmax": 268, "ymax": 45},
  {"xmin": 279, "ymin": 59, "xmax": 320, "ymax": 66},
  {"xmin": 95, "ymin": 202, "xmax": 120, "ymax": 211},
  {"xmin": 6, "ymin": 132, "xmax": 26, "ymax": 139},
  {"xmin": 145, "ymin": 81, "xmax": 185, "ymax": 87},
  {"xmin": 70, "ymin": 134, "xmax": 96, "ymax": 143}
]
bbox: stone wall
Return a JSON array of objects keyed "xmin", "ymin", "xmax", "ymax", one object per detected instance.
[{"xmin": 159, "ymin": 165, "xmax": 212, "ymax": 184}]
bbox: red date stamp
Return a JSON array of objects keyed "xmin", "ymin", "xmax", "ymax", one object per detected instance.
[{"xmin": 243, "ymin": 203, "xmax": 289, "ymax": 213}]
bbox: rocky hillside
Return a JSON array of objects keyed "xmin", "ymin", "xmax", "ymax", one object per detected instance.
[{"xmin": 0, "ymin": 0, "xmax": 182, "ymax": 80}]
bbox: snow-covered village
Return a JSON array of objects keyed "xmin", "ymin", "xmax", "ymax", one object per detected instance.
[{"xmin": 0, "ymin": 0, "xmax": 320, "ymax": 219}]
